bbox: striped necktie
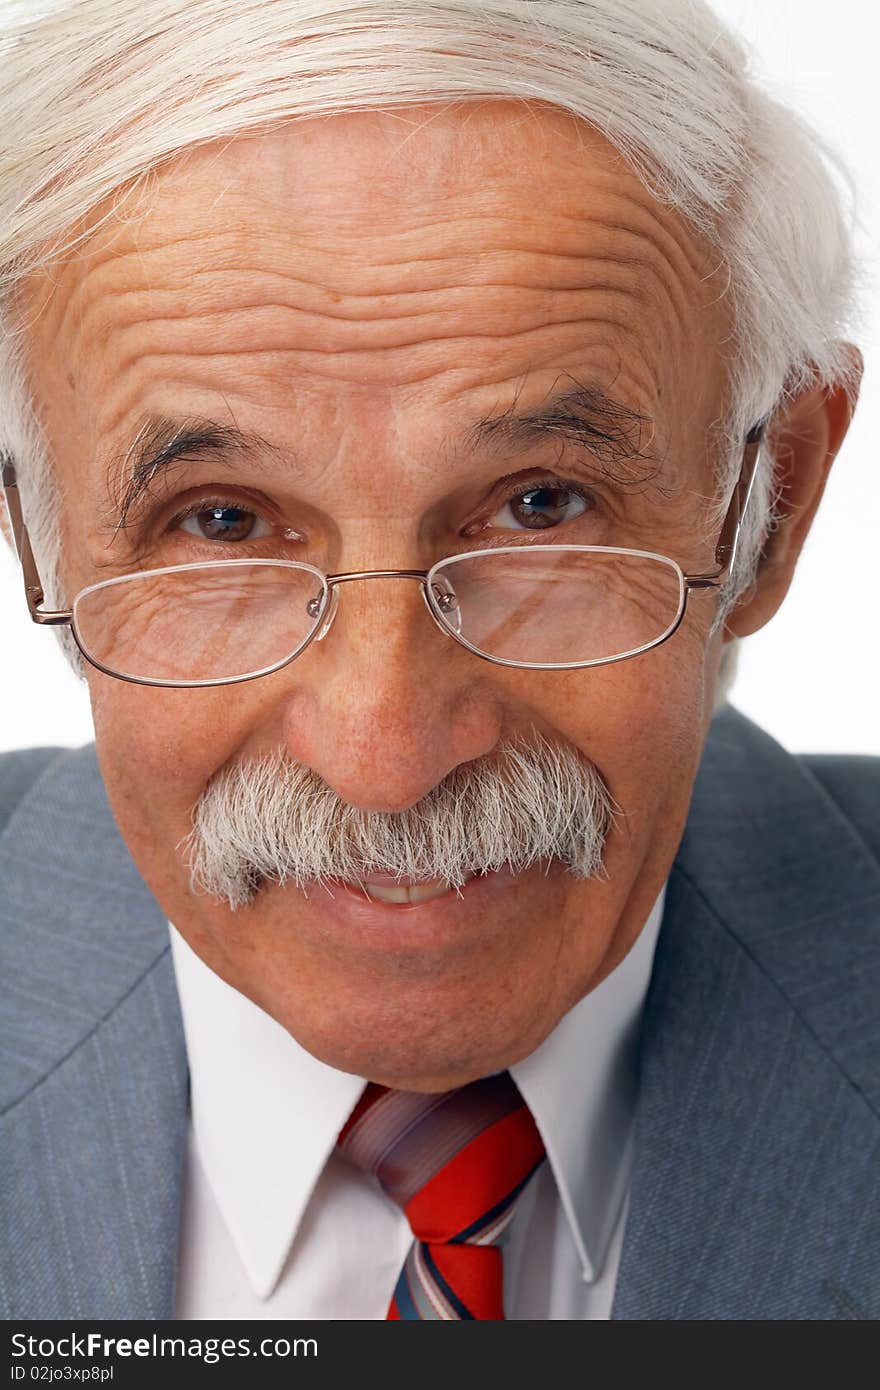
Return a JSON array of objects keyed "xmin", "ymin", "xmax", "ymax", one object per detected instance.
[{"xmin": 337, "ymin": 1071, "xmax": 546, "ymax": 1320}]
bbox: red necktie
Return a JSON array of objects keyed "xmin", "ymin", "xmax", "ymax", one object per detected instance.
[{"xmin": 337, "ymin": 1072, "xmax": 546, "ymax": 1319}]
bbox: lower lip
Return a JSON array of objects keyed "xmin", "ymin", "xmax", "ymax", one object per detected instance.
[{"xmin": 291, "ymin": 866, "xmax": 523, "ymax": 951}]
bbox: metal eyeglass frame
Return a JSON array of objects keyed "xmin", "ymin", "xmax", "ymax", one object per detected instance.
[{"xmin": 1, "ymin": 420, "xmax": 764, "ymax": 688}]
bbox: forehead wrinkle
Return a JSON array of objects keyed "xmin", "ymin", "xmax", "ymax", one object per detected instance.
[
  {"xmin": 154, "ymin": 222, "xmax": 693, "ymax": 302},
  {"xmin": 52, "ymin": 163, "xmax": 717, "ymax": 325},
  {"xmin": 93, "ymin": 332, "xmax": 661, "ymax": 445},
  {"xmin": 49, "ymin": 234, "xmax": 255, "ymax": 360},
  {"xmin": 79, "ymin": 248, "xmax": 690, "ymax": 389},
  {"xmin": 94, "ymin": 313, "xmax": 656, "ymax": 450},
  {"xmin": 83, "ymin": 286, "xmax": 662, "ymax": 383},
  {"xmin": 75, "ymin": 306, "xmax": 691, "ymax": 481},
  {"xmin": 226, "ymin": 136, "xmax": 710, "ymax": 267},
  {"xmin": 84, "ymin": 308, "xmax": 700, "ymax": 481},
  {"xmin": 44, "ymin": 176, "xmax": 721, "ymax": 428},
  {"xmin": 67, "ymin": 210, "xmax": 686, "ymax": 303},
  {"xmin": 34, "ymin": 160, "xmax": 722, "ymax": 501}
]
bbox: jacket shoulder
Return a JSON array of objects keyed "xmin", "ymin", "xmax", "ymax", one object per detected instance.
[
  {"xmin": 798, "ymin": 752, "xmax": 880, "ymax": 866},
  {"xmin": 0, "ymin": 746, "xmax": 66, "ymax": 839},
  {"xmin": 683, "ymin": 709, "xmax": 880, "ymax": 1112}
]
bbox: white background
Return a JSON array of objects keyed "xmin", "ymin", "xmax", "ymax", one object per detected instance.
[{"xmin": 1, "ymin": 0, "xmax": 878, "ymax": 756}]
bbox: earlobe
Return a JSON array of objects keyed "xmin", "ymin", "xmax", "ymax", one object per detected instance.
[{"xmin": 721, "ymin": 554, "xmax": 788, "ymax": 641}]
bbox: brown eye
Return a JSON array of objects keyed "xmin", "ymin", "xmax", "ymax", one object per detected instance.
[
  {"xmin": 177, "ymin": 504, "xmax": 270, "ymax": 543},
  {"xmin": 490, "ymin": 484, "xmax": 590, "ymax": 532}
]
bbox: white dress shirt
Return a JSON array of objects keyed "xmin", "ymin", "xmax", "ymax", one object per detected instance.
[{"xmin": 170, "ymin": 882, "xmax": 665, "ymax": 1319}]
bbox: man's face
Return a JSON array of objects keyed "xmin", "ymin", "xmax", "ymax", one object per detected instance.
[{"xmin": 19, "ymin": 101, "xmax": 735, "ymax": 1088}]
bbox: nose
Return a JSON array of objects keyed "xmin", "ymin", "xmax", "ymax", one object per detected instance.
[{"xmin": 279, "ymin": 572, "xmax": 503, "ymax": 812}]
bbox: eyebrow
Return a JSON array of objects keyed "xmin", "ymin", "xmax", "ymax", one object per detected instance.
[
  {"xmin": 107, "ymin": 417, "xmax": 286, "ymax": 537},
  {"xmin": 464, "ymin": 378, "xmax": 657, "ymax": 476},
  {"xmin": 107, "ymin": 378, "xmax": 660, "ymax": 535}
]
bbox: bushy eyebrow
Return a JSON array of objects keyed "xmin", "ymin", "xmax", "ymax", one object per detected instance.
[
  {"xmin": 106, "ymin": 417, "xmax": 287, "ymax": 537},
  {"xmin": 464, "ymin": 376, "xmax": 657, "ymax": 477},
  {"xmin": 106, "ymin": 377, "xmax": 660, "ymax": 535}
]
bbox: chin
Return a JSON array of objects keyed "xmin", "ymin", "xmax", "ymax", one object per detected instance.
[{"xmin": 256, "ymin": 960, "xmax": 568, "ymax": 1092}]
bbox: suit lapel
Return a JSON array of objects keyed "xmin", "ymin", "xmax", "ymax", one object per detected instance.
[
  {"xmin": 613, "ymin": 706, "xmax": 880, "ymax": 1319},
  {"xmin": 0, "ymin": 746, "xmax": 187, "ymax": 1319}
]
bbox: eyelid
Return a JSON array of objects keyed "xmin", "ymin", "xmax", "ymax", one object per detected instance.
[
  {"xmin": 493, "ymin": 471, "xmax": 596, "ymax": 506},
  {"xmin": 160, "ymin": 473, "xmax": 594, "ymax": 540},
  {"xmin": 468, "ymin": 470, "xmax": 596, "ymax": 531},
  {"xmin": 165, "ymin": 492, "xmax": 302, "ymax": 541},
  {"xmin": 168, "ymin": 494, "xmax": 264, "ymax": 525}
]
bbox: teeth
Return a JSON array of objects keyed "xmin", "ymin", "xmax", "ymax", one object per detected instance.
[{"xmin": 359, "ymin": 876, "xmax": 472, "ymax": 904}]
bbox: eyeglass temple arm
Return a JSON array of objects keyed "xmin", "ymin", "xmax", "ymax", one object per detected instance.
[
  {"xmin": 685, "ymin": 420, "xmax": 766, "ymax": 590},
  {"xmin": 1, "ymin": 459, "xmax": 72, "ymax": 625}
]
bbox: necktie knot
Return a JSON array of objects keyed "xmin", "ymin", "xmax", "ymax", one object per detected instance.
[{"xmin": 337, "ymin": 1071, "xmax": 545, "ymax": 1318}]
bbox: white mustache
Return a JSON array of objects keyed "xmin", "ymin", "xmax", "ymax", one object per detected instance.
[{"xmin": 180, "ymin": 732, "xmax": 619, "ymax": 911}]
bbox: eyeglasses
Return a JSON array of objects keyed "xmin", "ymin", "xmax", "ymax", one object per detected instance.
[{"xmin": 1, "ymin": 424, "xmax": 763, "ymax": 688}]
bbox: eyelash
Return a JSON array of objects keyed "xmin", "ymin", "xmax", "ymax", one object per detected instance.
[
  {"xmin": 168, "ymin": 495, "xmax": 279, "ymax": 541},
  {"xmin": 165, "ymin": 472, "xmax": 596, "ymax": 540},
  {"xmin": 482, "ymin": 472, "xmax": 595, "ymax": 532}
]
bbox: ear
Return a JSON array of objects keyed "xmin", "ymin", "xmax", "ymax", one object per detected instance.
[{"xmin": 722, "ymin": 347, "xmax": 863, "ymax": 641}]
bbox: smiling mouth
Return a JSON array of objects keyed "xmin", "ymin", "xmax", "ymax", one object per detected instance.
[{"xmin": 343, "ymin": 873, "xmax": 478, "ymax": 905}]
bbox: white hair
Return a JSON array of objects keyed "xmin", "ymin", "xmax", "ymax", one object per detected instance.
[{"xmin": 0, "ymin": 0, "xmax": 864, "ymax": 707}]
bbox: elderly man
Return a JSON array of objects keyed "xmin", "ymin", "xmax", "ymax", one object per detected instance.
[{"xmin": 0, "ymin": 0, "xmax": 877, "ymax": 1323}]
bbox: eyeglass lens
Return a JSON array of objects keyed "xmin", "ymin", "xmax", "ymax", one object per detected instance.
[
  {"xmin": 427, "ymin": 548, "xmax": 684, "ymax": 667},
  {"xmin": 71, "ymin": 548, "xmax": 685, "ymax": 683},
  {"xmin": 73, "ymin": 562, "xmax": 326, "ymax": 684}
]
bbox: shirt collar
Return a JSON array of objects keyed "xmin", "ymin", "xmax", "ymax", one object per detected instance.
[{"xmin": 168, "ymin": 882, "xmax": 665, "ymax": 1298}]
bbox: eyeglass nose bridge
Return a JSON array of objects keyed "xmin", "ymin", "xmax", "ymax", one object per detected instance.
[{"xmin": 311, "ymin": 567, "xmax": 452, "ymax": 644}]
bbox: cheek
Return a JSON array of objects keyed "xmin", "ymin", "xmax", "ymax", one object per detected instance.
[
  {"xmin": 87, "ymin": 679, "xmax": 256, "ymax": 859},
  {"xmin": 514, "ymin": 619, "xmax": 709, "ymax": 828}
]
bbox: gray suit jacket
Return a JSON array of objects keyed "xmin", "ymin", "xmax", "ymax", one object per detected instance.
[{"xmin": 1, "ymin": 704, "xmax": 878, "ymax": 1320}]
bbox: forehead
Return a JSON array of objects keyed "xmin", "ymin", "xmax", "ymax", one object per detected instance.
[{"xmin": 20, "ymin": 100, "xmax": 729, "ymax": 494}]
